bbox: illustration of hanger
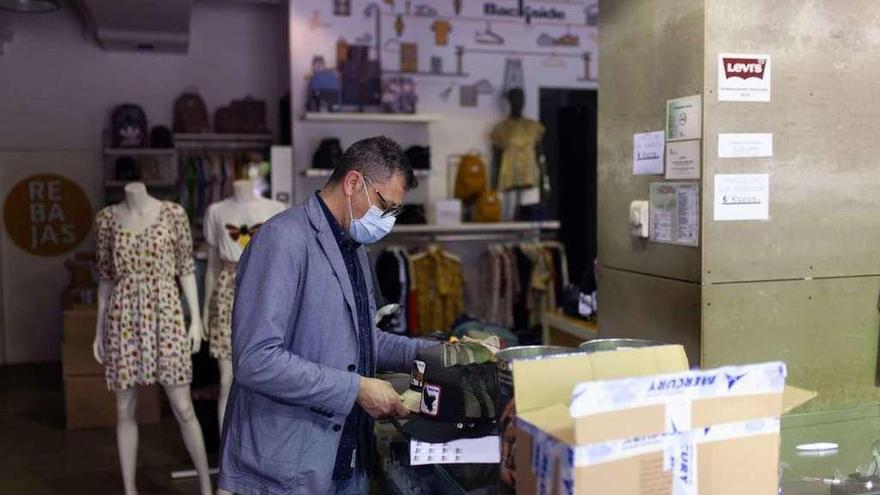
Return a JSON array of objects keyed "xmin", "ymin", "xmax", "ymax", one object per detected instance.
[
  {"xmin": 542, "ymin": 52, "xmax": 566, "ymax": 68},
  {"xmin": 384, "ymin": 37, "xmax": 401, "ymax": 52},
  {"xmin": 439, "ymin": 83, "xmax": 456, "ymax": 101},
  {"xmin": 475, "ymin": 21, "xmax": 504, "ymax": 45}
]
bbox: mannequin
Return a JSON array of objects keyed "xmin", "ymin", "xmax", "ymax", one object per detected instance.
[
  {"xmin": 491, "ymin": 88, "xmax": 548, "ymax": 221},
  {"xmin": 92, "ymin": 182, "xmax": 212, "ymax": 495},
  {"xmin": 202, "ymin": 180, "xmax": 285, "ymax": 433}
]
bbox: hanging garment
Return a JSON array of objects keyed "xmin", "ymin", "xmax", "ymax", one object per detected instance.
[
  {"xmin": 410, "ymin": 248, "xmax": 464, "ymax": 334},
  {"xmin": 222, "ymin": 155, "xmax": 236, "ymax": 198},
  {"xmin": 501, "ymin": 58, "xmax": 525, "ymax": 94},
  {"xmin": 479, "ymin": 247, "xmax": 502, "ymax": 325},
  {"xmin": 520, "ymin": 243, "xmax": 556, "ymax": 328},
  {"xmin": 95, "ymin": 202, "xmax": 195, "ymax": 391},
  {"xmin": 203, "ymin": 197, "xmax": 286, "ymax": 360},
  {"xmin": 375, "ymin": 248, "xmax": 408, "ymax": 335},
  {"xmin": 491, "ymin": 117, "xmax": 545, "ymax": 191},
  {"xmin": 209, "ymin": 155, "xmax": 223, "ymax": 205},
  {"xmin": 184, "ymin": 156, "xmax": 198, "ymax": 217},
  {"xmin": 395, "ymin": 249, "xmax": 410, "ymax": 335}
]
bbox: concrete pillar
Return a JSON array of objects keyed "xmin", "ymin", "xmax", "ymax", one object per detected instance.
[{"xmin": 598, "ymin": 0, "xmax": 880, "ymax": 415}]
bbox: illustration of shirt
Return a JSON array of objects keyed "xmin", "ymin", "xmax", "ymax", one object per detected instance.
[
  {"xmin": 432, "ymin": 20, "xmax": 452, "ymax": 46},
  {"xmin": 203, "ymin": 197, "xmax": 286, "ymax": 263}
]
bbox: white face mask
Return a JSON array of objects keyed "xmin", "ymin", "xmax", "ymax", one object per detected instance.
[{"xmin": 348, "ymin": 177, "xmax": 396, "ymax": 244}]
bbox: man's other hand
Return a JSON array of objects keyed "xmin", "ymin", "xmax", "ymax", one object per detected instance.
[{"xmin": 357, "ymin": 377, "xmax": 411, "ymax": 418}]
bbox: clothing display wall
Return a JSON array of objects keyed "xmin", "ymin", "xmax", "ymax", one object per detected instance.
[{"xmin": 289, "ymin": 0, "xmax": 598, "ymax": 204}]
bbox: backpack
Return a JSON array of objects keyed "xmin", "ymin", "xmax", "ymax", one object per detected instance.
[
  {"xmin": 405, "ymin": 145, "xmax": 430, "ymax": 170},
  {"xmin": 111, "ymin": 104, "xmax": 148, "ymax": 148},
  {"xmin": 473, "ymin": 190, "xmax": 502, "ymax": 223},
  {"xmin": 149, "ymin": 126, "xmax": 173, "ymax": 148},
  {"xmin": 312, "ymin": 138, "xmax": 344, "ymax": 169},
  {"xmin": 173, "ymin": 92, "xmax": 209, "ymax": 133},
  {"xmin": 454, "ymin": 153, "xmax": 488, "ymax": 202}
]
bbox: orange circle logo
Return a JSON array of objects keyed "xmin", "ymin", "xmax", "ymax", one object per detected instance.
[{"xmin": 3, "ymin": 174, "xmax": 93, "ymax": 256}]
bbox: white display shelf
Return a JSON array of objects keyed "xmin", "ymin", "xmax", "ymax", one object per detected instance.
[
  {"xmin": 105, "ymin": 180, "xmax": 177, "ymax": 188},
  {"xmin": 301, "ymin": 112, "xmax": 443, "ymax": 123},
  {"xmin": 390, "ymin": 221, "xmax": 560, "ymax": 235},
  {"xmin": 104, "ymin": 148, "xmax": 177, "ymax": 156},
  {"xmin": 173, "ymin": 133, "xmax": 274, "ymax": 142},
  {"xmin": 300, "ymin": 168, "xmax": 432, "ymax": 178}
]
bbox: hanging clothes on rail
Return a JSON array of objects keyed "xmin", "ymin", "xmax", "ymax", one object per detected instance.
[
  {"xmin": 409, "ymin": 246, "xmax": 464, "ymax": 335},
  {"xmin": 375, "ymin": 246, "xmax": 410, "ymax": 335}
]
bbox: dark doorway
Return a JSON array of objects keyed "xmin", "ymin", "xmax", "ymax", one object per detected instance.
[{"xmin": 540, "ymin": 88, "xmax": 598, "ymax": 292}]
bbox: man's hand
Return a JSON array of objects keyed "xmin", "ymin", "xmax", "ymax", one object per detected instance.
[{"xmin": 357, "ymin": 377, "xmax": 410, "ymax": 418}]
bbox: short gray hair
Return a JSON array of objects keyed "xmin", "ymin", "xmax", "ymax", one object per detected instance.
[{"xmin": 328, "ymin": 136, "xmax": 418, "ymax": 190}]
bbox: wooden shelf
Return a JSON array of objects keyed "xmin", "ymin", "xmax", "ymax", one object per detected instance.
[
  {"xmin": 173, "ymin": 133, "xmax": 274, "ymax": 142},
  {"xmin": 541, "ymin": 310, "xmax": 597, "ymax": 347},
  {"xmin": 390, "ymin": 221, "xmax": 560, "ymax": 235},
  {"xmin": 104, "ymin": 180, "xmax": 177, "ymax": 188},
  {"xmin": 301, "ymin": 168, "xmax": 431, "ymax": 178},
  {"xmin": 383, "ymin": 70, "xmax": 470, "ymax": 78},
  {"xmin": 104, "ymin": 148, "xmax": 177, "ymax": 156},
  {"xmin": 301, "ymin": 112, "xmax": 442, "ymax": 123}
]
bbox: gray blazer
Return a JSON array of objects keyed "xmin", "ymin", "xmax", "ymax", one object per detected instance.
[{"xmin": 218, "ymin": 195, "xmax": 429, "ymax": 495}]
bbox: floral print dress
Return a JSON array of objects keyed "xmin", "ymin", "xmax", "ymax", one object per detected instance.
[{"xmin": 95, "ymin": 201, "xmax": 195, "ymax": 391}]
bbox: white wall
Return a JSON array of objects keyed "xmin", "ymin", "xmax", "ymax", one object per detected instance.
[
  {"xmin": 289, "ymin": 0, "xmax": 598, "ymax": 204},
  {"xmin": 0, "ymin": 0, "xmax": 288, "ymax": 364},
  {"xmin": 0, "ymin": 0, "xmax": 289, "ymax": 150}
]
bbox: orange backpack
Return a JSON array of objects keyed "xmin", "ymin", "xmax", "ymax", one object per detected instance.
[
  {"xmin": 454, "ymin": 154, "xmax": 488, "ymax": 202},
  {"xmin": 473, "ymin": 190, "xmax": 502, "ymax": 222}
]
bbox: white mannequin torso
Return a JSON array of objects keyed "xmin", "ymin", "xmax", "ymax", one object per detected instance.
[{"xmin": 113, "ymin": 182, "xmax": 163, "ymax": 233}]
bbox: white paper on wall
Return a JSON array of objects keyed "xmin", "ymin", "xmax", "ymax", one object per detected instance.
[
  {"xmin": 633, "ymin": 131, "xmax": 665, "ymax": 175},
  {"xmin": 713, "ymin": 174, "xmax": 770, "ymax": 221},
  {"xmin": 717, "ymin": 133, "xmax": 773, "ymax": 158},
  {"xmin": 665, "ymin": 140, "xmax": 701, "ymax": 180}
]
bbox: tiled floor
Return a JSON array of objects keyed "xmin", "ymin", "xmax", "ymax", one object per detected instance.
[{"xmin": 0, "ymin": 363, "xmax": 216, "ymax": 494}]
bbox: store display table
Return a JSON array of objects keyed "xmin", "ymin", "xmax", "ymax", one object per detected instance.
[
  {"xmin": 377, "ymin": 408, "xmax": 880, "ymax": 494},
  {"xmin": 541, "ymin": 310, "xmax": 597, "ymax": 347}
]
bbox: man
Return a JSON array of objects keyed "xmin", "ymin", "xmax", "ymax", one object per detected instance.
[{"xmin": 218, "ymin": 137, "xmax": 433, "ymax": 494}]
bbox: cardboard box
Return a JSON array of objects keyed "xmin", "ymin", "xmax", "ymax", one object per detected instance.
[
  {"xmin": 516, "ymin": 360, "xmax": 817, "ymax": 495},
  {"xmin": 62, "ymin": 307, "xmax": 98, "ymax": 345},
  {"xmin": 506, "ymin": 345, "xmax": 690, "ymax": 492},
  {"xmin": 62, "ymin": 308, "xmax": 104, "ymax": 376},
  {"xmin": 64, "ymin": 376, "xmax": 161, "ymax": 429}
]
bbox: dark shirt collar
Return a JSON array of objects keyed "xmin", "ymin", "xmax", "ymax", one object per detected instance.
[{"xmin": 315, "ymin": 191, "xmax": 360, "ymax": 251}]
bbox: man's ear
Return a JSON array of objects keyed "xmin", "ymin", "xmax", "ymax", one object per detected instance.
[{"xmin": 342, "ymin": 170, "xmax": 360, "ymax": 197}]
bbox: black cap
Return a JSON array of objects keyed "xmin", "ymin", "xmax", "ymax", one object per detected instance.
[
  {"xmin": 400, "ymin": 363, "xmax": 499, "ymax": 443},
  {"xmin": 400, "ymin": 342, "xmax": 496, "ymax": 412}
]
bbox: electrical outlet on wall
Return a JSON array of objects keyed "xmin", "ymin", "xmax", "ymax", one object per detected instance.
[{"xmin": 629, "ymin": 200, "xmax": 649, "ymax": 238}]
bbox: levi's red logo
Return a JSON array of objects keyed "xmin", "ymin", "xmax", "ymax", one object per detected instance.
[{"xmin": 723, "ymin": 58, "xmax": 767, "ymax": 80}]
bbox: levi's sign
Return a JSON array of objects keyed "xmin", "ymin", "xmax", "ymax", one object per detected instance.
[
  {"xmin": 718, "ymin": 52, "xmax": 771, "ymax": 101},
  {"xmin": 723, "ymin": 57, "xmax": 767, "ymax": 79}
]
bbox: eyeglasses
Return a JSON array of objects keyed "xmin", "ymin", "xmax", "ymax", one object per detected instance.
[{"xmin": 364, "ymin": 176, "xmax": 404, "ymax": 218}]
